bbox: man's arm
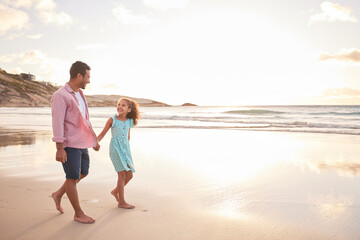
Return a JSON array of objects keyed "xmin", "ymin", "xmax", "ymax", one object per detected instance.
[
  {"xmin": 51, "ymin": 94, "xmax": 67, "ymax": 144},
  {"xmin": 51, "ymin": 93, "xmax": 67, "ymax": 162}
]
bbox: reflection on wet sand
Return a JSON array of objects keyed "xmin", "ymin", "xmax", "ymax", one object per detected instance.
[
  {"xmin": 315, "ymin": 161, "xmax": 360, "ymax": 176},
  {"xmin": 0, "ymin": 128, "xmax": 38, "ymax": 147},
  {"xmin": 1, "ymin": 123, "xmax": 360, "ymax": 239},
  {"xmin": 309, "ymin": 192, "xmax": 353, "ymax": 222}
]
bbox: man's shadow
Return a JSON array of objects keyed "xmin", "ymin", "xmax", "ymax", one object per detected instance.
[
  {"xmin": 11, "ymin": 214, "xmax": 59, "ymax": 240},
  {"xmin": 48, "ymin": 207, "xmax": 128, "ymax": 239}
]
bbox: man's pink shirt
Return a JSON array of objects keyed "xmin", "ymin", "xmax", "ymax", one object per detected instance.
[{"xmin": 51, "ymin": 83, "xmax": 97, "ymax": 149}]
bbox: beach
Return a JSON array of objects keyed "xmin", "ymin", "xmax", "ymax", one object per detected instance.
[{"xmin": 1, "ymin": 116, "xmax": 360, "ymax": 240}]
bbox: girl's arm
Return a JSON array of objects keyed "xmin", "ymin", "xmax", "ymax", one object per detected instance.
[
  {"xmin": 97, "ymin": 117, "xmax": 113, "ymax": 142},
  {"xmin": 128, "ymin": 128, "xmax": 131, "ymax": 141}
]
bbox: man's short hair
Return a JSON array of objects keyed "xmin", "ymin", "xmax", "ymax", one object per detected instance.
[{"xmin": 70, "ymin": 61, "xmax": 91, "ymax": 79}]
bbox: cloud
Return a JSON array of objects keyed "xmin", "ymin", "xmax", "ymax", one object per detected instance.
[
  {"xmin": 0, "ymin": 49, "xmax": 68, "ymax": 82},
  {"xmin": 101, "ymin": 83, "xmax": 118, "ymax": 89},
  {"xmin": 10, "ymin": 66, "xmax": 23, "ymax": 74},
  {"xmin": 37, "ymin": 10, "xmax": 73, "ymax": 25},
  {"xmin": 35, "ymin": 0, "xmax": 55, "ymax": 10},
  {"xmin": 143, "ymin": 0, "xmax": 190, "ymax": 10},
  {"xmin": 0, "ymin": 49, "xmax": 49, "ymax": 67},
  {"xmin": 0, "ymin": 3, "xmax": 29, "ymax": 36},
  {"xmin": 323, "ymin": 88, "xmax": 360, "ymax": 97},
  {"xmin": 309, "ymin": 1, "xmax": 357, "ymax": 24},
  {"xmin": 0, "ymin": 50, "xmax": 53, "ymax": 78},
  {"xmin": 308, "ymin": 87, "xmax": 360, "ymax": 105},
  {"xmin": 0, "ymin": 0, "xmax": 73, "ymax": 38},
  {"xmin": 35, "ymin": 0, "xmax": 73, "ymax": 26},
  {"xmin": 112, "ymin": 2, "xmax": 154, "ymax": 25},
  {"xmin": 12, "ymin": 0, "xmax": 32, "ymax": 8},
  {"xmin": 75, "ymin": 43, "xmax": 108, "ymax": 50},
  {"xmin": 318, "ymin": 48, "xmax": 360, "ymax": 63},
  {"xmin": 1, "ymin": 0, "xmax": 32, "ymax": 8},
  {"xmin": 26, "ymin": 33, "xmax": 42, "ymax": 39},
  {"xmin": 302, "ymin": 87, "xmax": 360, "ymax": 105},
  {"xmin": 21, "ymin": 49, "xmax": 48, "ymax": 64}
]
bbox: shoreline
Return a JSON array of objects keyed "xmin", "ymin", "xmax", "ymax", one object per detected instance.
[{"xmin": 1, "ymin": 106, "xmax": 359, "ymax": 136}]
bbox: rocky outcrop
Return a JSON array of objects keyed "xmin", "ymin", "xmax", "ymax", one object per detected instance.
[
  {"xmin": 181, "ymin": 103, "xmax": 197, "ymax": 106},
  {"xmin": 0, "ymin": 71, "xmax": 58, "ymax": 107},
  {"xmin": 0, "ymin": 68, "xmax": 170, "ymax": 107},
  {"xmin": 85, "ymin": 95, "xmax": 170, "ymax": 107}
]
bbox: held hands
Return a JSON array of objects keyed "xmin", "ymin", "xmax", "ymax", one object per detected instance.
[
  {"xmin": 56, "ymin": 148, "xmax": 67, "ymax": 163},
  {"xmin": 93, "ymin": 141, "xmax": 100, "ymax": 151}
]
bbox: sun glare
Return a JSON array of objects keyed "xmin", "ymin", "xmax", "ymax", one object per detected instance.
[
  {"xmin": 154, "ymin": 129, "xmax": 301, "ymax": 184},
  {"xmin": 88, "ymin": 10, "xmax": 326, "ymax": 105}
]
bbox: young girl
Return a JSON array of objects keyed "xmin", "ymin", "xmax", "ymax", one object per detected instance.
[{"xmin": 97, "ymin": 98, "xmax": 140, "ymax": 209}]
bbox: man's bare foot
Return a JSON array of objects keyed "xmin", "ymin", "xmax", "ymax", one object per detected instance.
[
  {"xmin": 51, "ymin": 192, "xmax": 64, "ymax": 214},
  {"xmin": 74, "ymin": 214, "xmax": 95, "ymax": 224},
  {"xmin": 118, "ymin": 202, "xmax": 135, "ymax": 209},
  {"xmin": 111, "ymin": 190, "xmax": 119, "ymax": 202}
]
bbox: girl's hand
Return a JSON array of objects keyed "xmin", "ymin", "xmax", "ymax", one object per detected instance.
[{"xmin": 93, "ymin": 141, "xmax": 100, "ymax": 151}]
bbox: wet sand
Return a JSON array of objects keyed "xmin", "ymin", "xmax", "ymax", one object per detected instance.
[{"xmin": 0, "ymin": 127, "xmax": 360, "ymax": 240}]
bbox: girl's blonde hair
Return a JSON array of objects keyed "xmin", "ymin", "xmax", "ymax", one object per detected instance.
[{"xmin": 117, "ymin": 98, "xmax": 140, "ymax": 126}]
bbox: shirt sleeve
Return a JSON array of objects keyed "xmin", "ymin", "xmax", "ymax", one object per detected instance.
[
  {"xmin": 51, "ymin": 93, "xmax": 67, "ymax": 143},
  {"xmin": 130, "ymin": 118, "xmax": 134, "ymax": 128}
]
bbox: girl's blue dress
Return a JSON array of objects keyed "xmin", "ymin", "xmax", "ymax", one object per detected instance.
[{"xmin": 109, "ymin": 115, "xmax": 135, "ymax": 173}]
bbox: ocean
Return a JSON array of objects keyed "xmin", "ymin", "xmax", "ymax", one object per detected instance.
[{"xmin": 0, "ymin": 105, "xmax": 359, "ymax": 135}]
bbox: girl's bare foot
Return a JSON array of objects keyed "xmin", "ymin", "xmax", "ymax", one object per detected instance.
[
  {"xmin": 51, "ymin": 192, "xmax": 64, "ymax": 214},
  {"xmin": 111, "ymin": 190, "xmax": 119, "ymax": 202},
  {"xmin": 74, "ymin": 214, "xmax": 95, "ymax": 224},
  {"xmin": 118, "ymin": 202, "xmax": 135, "ymax": 209}
]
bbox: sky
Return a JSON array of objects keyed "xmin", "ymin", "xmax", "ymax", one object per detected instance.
[{"xmin": 0, "ymin": 0, "xmax": 360, "ymax": 106}]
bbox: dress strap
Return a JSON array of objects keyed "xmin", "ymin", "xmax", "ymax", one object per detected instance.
[{"xmin": 111, "ymin": 114, "xmax": 117, "ymax": 128}]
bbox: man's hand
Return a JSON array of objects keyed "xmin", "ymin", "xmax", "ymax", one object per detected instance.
[
  {"xmin": 56, "ymin": 148, "xmax": 67, "ymax": 163},
  {"xmin": 93, "ymin": 141, "xmax": 100, "ymax": 151}
]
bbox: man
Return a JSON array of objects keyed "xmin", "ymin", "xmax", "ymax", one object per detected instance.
[{"xmin": 51, "ymin": 61, "xmax": 100, "ymax": 224}]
